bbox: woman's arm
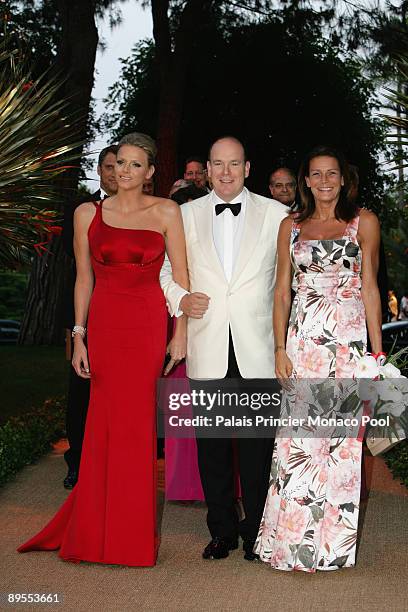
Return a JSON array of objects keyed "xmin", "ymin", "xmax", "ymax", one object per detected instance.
[
  {"xmin": 72, "ymin": 203, "xmax": 96, "ymax": 378},
  {"xmin": 162, "ymin": 200, "xmax": 189, "ymax": 374},
  {"xmin": 358, "ymin": 209, "xmax": 382, "ymax": 354},
  {"xmin": 273, "ymin": 217, "xmax": 294, "ymax": 380}
]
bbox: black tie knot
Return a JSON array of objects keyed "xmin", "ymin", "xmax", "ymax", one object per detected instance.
[{"xmin": 215, "ymin": 202, "xmax": 241, "ymax": 216}]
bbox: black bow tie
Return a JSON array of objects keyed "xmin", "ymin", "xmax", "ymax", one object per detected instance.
[{"xmin": 215, "ymin": 202, "xmax": 241, "ymax": 216}]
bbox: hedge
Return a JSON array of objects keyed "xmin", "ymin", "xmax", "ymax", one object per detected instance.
[
  {"xmin": 384, "ymin": 440, "xmax": 408, "ymax": 489},
  {"xmin": 0, "ymin": 397, "xmax": 65, "ymax": 487}
]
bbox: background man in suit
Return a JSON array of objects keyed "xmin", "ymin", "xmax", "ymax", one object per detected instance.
[
  {"xmin": 161, "ymin": 136, "xmax": 288, "ymax": 561},
  {"xmin": 184, "ymin": 156, "xmax": 208, "ymax": 190},
  {"xmin": 62, "ymin": 144, "xmax": 118, "ymax": 489},
  {"xmin": 268, "ymin": 166, "xmax": 297, "ymax": 208}
]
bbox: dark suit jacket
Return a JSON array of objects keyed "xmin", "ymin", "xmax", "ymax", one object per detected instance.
[
  {"xmin": 62, "ymin": 190, "xmax": 101, "ymax": 328},
  {"xmin": 63, "ymin": 189, "xmax": 101, "ymax": 259}
]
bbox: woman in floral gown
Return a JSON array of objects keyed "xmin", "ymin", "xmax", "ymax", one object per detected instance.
[{"xmin": 255, "ymin": 146, "xmax": 383, "ymax": 572}]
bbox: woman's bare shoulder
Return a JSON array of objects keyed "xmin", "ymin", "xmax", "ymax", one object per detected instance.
[
  {"xmin": 358, "ymin": 208, "xmax": 379, "ymax": 231},
  {"xmin": 278, "ymin": 215, "xmax": 294, "ymax": 235},
  {"xmin": 74, "ymin": 202, "xmax": 97, "ymax": 227},
  {"xmin": 153, "ymin": 197, "xmax": 181, "ymax": 219}
]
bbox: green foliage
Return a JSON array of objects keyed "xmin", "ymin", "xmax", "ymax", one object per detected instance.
[
  {"xmin": 381, "ymin": 52, "xmax": 408, "ymax": 169},
  {"xmin": 0, "ymin": 270, "xmax": 28, "ymax": 319},
  {"xmin": 0, "ymin": 345, "xmax": 68, "ymax": 424},
  {"xmin": 0, "ymin": 397, "xmax": 65, "ymax": 488},
  {"xmin": 0, "ymin": 40, "xmax": 84, "ymax": 268},
  {"xmin": 0, "ymin": 1, "xmax": 60, "ymax": 76},
  {"xmin": 101, "ymin": 9, "xmax": 389, "ymax": 204},
  {"xmin": 384, "ymin": 440, "xmax": 408, "ymax": 488},
  {"xmin": 383, "ymin": 207, "xmax": 408, "ymax": 290},
  {"xmin": 98, "ymin": 38, "xmax": 156, "ymax": 141}
]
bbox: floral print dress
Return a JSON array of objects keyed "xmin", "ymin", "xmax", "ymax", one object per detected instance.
[{"xmin": 255, "ymin": 213, "xmax": 366, "ymax": 572}]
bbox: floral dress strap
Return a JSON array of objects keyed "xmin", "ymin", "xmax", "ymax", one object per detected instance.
[
  {"xmin": 343, "ymin": 208, "xmax": 361, "ymax": 243},
  {"xmin": 291, "ymin": 214, "xmax": 301, "ymax": 242}
]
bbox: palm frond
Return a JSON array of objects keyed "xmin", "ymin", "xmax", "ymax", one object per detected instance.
[
  {"xmin": 379, "ymin": 52, "xmax": 408, "ymax": 170},
  {"xmin": 0, "ymin": 41, "xmax": 85, "ymax": 268}
]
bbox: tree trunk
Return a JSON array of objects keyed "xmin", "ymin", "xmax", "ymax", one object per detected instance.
[
  {"xmin": 19, "ymin": 0, "xmax": 98, "ymax": 345},
  {"xmin": 152, "ymin": 0, "xmax": 215, "ymax": 196}
]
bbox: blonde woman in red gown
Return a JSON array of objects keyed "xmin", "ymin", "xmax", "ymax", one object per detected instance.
[{"xmin": 18, "ymin": 133, "xmax": 188, "ymax": 566}]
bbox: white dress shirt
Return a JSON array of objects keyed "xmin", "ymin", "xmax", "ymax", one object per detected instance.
[
  {"xmin": 212, "ymin": 188, "xmax": 247, "ymax": 282},
  {"xmin": 168, "ymin": 188, "xmax": 247, "ymax": 316}
]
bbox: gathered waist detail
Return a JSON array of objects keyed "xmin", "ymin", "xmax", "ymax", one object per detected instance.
[{"xmin": 295, "ymin": 271, "xmax": 361, "ymax": 290}]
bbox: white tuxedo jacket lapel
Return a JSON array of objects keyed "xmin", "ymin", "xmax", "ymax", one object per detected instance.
[
  {"xmin": 193, "ymin": 191, "xmax": 267, "ymax": 288},
  {"xmin": 194, "ymin": 196, "xmax": 227, "ymax": 283},
  {"xmin": 230, "ymin": 192, "xmax": 266, "ymax": 287}
]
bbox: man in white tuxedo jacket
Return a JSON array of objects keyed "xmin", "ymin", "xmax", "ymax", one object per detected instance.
[{"xmin": 161, "ymin": 137, "xmax": 288, "ymax": 561}]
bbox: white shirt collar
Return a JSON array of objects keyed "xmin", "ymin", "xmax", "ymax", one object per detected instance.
[{"xmin": 211, "ymin": 187, "xmax": 247, "ymax": 206}]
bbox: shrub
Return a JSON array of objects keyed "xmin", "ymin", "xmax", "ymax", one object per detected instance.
[
  {"xmin": 0, "ymin": 397, "xmax": 65, "ymax": 487},
  {"xmin": 384, "ymin": 440, "xmax": 408, "ymax": 489}
]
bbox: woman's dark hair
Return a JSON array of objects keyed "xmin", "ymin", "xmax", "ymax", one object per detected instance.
[{"xmin": 297, "ymin": 145, "xmax": 358, "ymax": 222}]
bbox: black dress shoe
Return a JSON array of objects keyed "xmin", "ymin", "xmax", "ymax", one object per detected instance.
[
  {"xmin": 63, "ymin": 469, "xmax": 78, "ymax": 489},
  {"xmin": 202, "ymin": 537, "xmax": 238, "ymax": 560},
  {"xmin": 243, "ymin": 540, "xmax": 259, "ymax": 561}
]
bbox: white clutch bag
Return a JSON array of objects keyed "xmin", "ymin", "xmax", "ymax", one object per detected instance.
[{"xmin": 366, "ymin": 426, "xmax": 406, "ymax": 456}]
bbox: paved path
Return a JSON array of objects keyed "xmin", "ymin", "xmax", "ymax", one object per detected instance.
[{"xmin": 0, "ymin": 443, "xmax": 407, "ymax": 611}]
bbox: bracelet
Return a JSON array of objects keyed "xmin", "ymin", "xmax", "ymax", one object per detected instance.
[
  {"xmin": 72, "ymin": 325, "xmax": 86, "ymax": 338},
  {"xmin": 274, "ymin": 345, "xmax": 285, "ymax": 353}
]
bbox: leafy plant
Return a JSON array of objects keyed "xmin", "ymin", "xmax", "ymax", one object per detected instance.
[
  {"xmin": 0, "ymin": 397, "xmax": 65, "ymax": 487},
  {"xmin": 384, "ymin": 440, "xmax": 408, "ymax": 488},
  {"xmin": 380, "ymin": 52, "xmax": 408, "ymax": 170},
  {"xmin": 0, "ymin": 41, "xmax": 83, "ymax": 268}
]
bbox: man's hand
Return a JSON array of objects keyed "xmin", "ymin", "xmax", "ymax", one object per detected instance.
[{"xmin": 180, "ymin": 292, "xmax": 210, "ymax": 318}]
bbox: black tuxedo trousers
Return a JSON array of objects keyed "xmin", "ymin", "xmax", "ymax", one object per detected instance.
[
  {"xmin": 194, "ymin": 331, "xmax": 273, "ymax": 543},
  {"xmin": 64, "ymin": 343, "xmax": 90, "ymax": 473}
]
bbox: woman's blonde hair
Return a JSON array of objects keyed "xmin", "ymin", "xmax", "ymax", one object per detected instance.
[{"xmin": 118, "ymin": 132, "xmax": 157, "ymax": 166}]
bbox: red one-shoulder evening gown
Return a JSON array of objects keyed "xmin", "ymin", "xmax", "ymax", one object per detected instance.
[{"xmin": 18, "ymin": 202, "xmax": 168, "ymax": 566}]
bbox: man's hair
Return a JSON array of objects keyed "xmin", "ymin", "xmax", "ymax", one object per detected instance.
[
  {"xmin": 185, "ymin": 156, "xmax": 205, "ymax": 168},
  {"xmin": 98, "ymin": 144, "xmax": 119, "ymax": 167},
  {"xmin": 207, "ymin": 136, "xmax": 248, "ymax": 162},
  {"xmin": 269, "ymin": 166, "xmax": 296, "ymax": 185}
]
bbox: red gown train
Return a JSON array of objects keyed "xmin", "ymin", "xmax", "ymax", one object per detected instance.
[{"xmin": 18, "ymin": 202, "xmax": 167, "ymax": 566}]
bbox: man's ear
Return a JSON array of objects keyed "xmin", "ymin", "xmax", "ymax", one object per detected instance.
[
  {"xmin": 97, "ymin": 165, "xmax": 101, "ymax": 178},
  {"xmin": 244, "ymin": 161, "xmax": 250, "ymax": 179},
  {"xmin": 207, "ymin": 160, "xmax": 212, "ymax": 178}
]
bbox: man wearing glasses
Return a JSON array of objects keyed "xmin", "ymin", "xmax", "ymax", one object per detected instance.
[
  {"xmin": 268, "ymin": 166, "xmax": 297, "ymax": 208},
  {"xmin": 184, "ymin": 156, "xmax": 209, "ymax": 190}
]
